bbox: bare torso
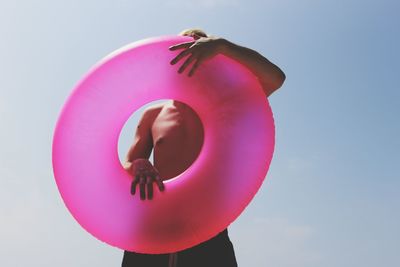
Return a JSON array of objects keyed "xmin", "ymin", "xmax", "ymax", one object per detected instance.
[{"xmin": 147, "ymin": 100, "xmax": 204, "ymax": 180}]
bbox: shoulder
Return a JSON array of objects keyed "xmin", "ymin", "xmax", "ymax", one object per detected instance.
[
  {"xmin": 143, "ymin": 102, "xmax": 167, "ymax": 117},
  {"xmin": 138, "ymin": 101, "xmax": 167, "ymax": 125}
]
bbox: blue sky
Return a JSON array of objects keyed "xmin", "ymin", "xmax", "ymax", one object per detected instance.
[{"xmin": 0, "ymin": 0, "xmax": 399, "ymax": 266}]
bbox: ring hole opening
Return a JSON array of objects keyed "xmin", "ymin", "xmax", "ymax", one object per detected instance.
[{"xmin": 118, "ymin": 99, "xmax": 204, "ymax": 181}]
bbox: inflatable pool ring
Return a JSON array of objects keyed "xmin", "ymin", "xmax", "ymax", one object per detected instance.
[{"xmin": 52, "ymin": 35, "xmax": 275, "ymax": 254}]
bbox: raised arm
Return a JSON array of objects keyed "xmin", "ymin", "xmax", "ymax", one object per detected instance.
[
  {"xmin": 218, "ymin": 39, "xmax": 286, "ymax": 97},
  {"xmin": 169, "ymin": 35, "xmax": 285, "ymax": 98}
]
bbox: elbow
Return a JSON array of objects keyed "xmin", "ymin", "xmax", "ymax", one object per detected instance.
[
  {"xmin": 262, "ymin": 70, "xmax": 286, "ymax": 97},
  {"xmin": 274, "ymin": 68, "xmax": 286, "ymax": 90}
]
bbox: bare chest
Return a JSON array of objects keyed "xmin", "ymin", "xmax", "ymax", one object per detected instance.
[
  {"xmin": 150, "ymin": 103, "xmax": 204, "ymax": 179},
  {"xmin": 151, "ymin": 106, "xmax": 203, "ymax": 148}
]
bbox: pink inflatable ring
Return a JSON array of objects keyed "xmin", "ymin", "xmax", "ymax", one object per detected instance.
[{"xmin": 52, "ymin": 35, "xmax": 275, "ymax": 254}]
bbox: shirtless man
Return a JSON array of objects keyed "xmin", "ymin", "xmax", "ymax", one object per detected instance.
[{"xmin": 121, "ymin": 29, "xmax": 285, "ymax": 267}]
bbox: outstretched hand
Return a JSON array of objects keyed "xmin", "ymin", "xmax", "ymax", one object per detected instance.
[
  {"xmin": 169, "ymin": 36, "xmax": 226, "ymax": 77},
  {"xmin": 128, "ymin": 159, "xmax": 164, "ymax": 200}
]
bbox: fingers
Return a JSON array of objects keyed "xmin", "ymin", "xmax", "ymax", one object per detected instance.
[
  {"xmin": 178, "ymin": 54, "xmax": 196, "ymax": 74},
  {"xmin": 146, "ymin": 175, "xmax": 153, "ymax": 200},
  {"xmin": 132, "ymin": 172, "xmax": 164, "ymax": 200},
  {"xmin": 188, "ymin": 58, "xmax": 202, "ymax": 77},
  {"xmin": 154, "ymin": 175, "xmax": 165, "ymax": 192},
  {"xmin": 170, "ymin": 48, "xmax": 193, "ymax": 65},
  {"xmin": 139, "ymin": 175, "xmax": 146, "ymax": 200},
  {"xmin": 170, "ymin": 46, "xmax": 204, "ymax": 76},
  {"xmin": 131, "ymin": 175, "xmax": 139, "ymax": 195},
  {"xmin": 130, "ymin": 164, "xmax": 165, "ymax": 200},
  {"xmin": 169, "ymin": 41, "xmax": 194, "ymax": 51}
]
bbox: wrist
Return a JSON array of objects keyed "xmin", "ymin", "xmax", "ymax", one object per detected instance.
[
  {"xmin": 123, "ymin": 161, "xmax": 132, "ymax": 172},
  {"xmin": 132, "ymin": 158, "xmax": 150, "ymax": 165}
]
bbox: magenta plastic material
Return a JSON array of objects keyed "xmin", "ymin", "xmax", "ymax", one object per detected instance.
[{"xmin": 52, "ymin": 35, "xmax": 275, "ymax": 254}]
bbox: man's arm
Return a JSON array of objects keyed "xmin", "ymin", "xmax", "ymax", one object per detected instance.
[
  {"xmin": 218, "ymin": 39, "xmax": 286, "ymax": 98},
  {"xmin": 169, "ymin": 36, "xmax": 286, "ymax": 98},
  {"xmin": 124, "ymin": 109, "xmax": 154, "ymax": 170},
  {"xmin": 124, "ymin": 107, "xmax": 164, "ymax": 200}
]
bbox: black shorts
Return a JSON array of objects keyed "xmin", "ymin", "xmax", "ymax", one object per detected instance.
[{"xmin": 121, "ymin": 228, "xmax": 238, "ymax": 267}]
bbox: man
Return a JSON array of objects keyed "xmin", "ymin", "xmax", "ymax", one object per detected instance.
[{"xmin": 121, "ymin": 29, "xmax": 285, "ymax": 267}]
